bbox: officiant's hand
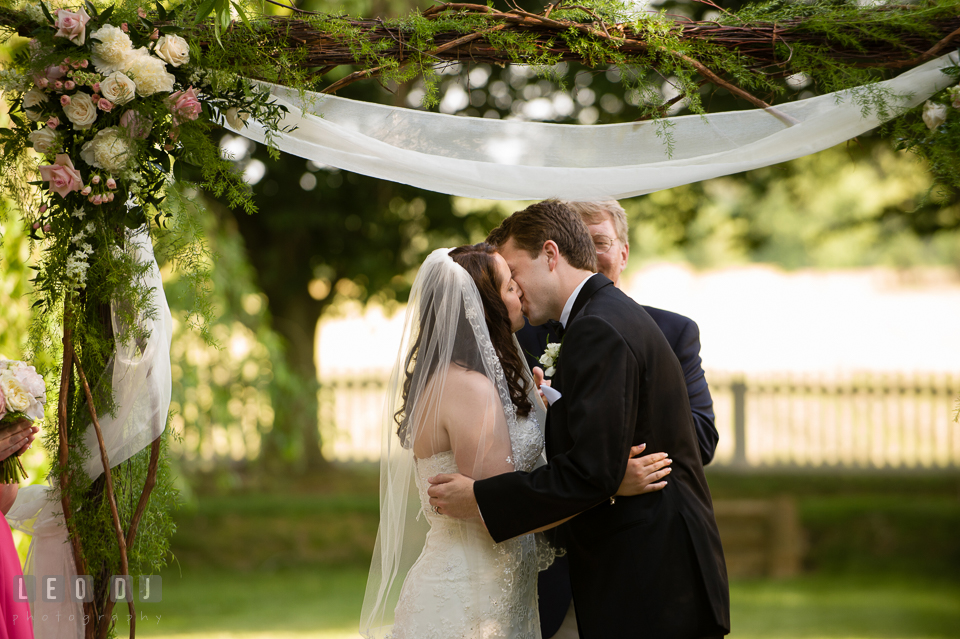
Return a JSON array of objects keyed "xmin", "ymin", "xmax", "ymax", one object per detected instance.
[
  {"xmin": 616, "ymin": 444, "xmax": 671, "ymax": 496},
  {"xmin": 427, "ymin": 473, "xmax": 483, "ymax": 522}
]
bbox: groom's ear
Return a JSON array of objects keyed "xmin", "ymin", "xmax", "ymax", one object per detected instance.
[{"xmin": 542, "ymin": 240, "xmax": 560, "ymax": 272}]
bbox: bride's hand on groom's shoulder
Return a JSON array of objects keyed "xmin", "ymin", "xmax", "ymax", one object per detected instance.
[{"xmin": 616, "ymin": 444, "xmax": 672, "ymax": 497}]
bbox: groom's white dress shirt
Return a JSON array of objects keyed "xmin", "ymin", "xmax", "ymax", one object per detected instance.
[{"xmin": 559, "ymin": 273, "xmax": 596, "ymax": 329}]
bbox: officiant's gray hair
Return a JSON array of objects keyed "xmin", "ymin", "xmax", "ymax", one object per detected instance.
[
  {"xmin": 563, "ymin": 199, "xmax": 628, "ymax": 247},
  {"xmin": 486, "ymin": 199, "xmax": 598, "ymax": 272}
]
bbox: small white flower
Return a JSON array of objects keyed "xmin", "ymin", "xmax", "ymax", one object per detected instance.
[
  {"xmin": 85, "ymin": 222, "xmax": 95, "ymax": 233},
  {"xmin": 72, "ymin": 207, "xmax": 86, "ymax": 219},
  {"xmin": 922, "ymin": 101, "xmax": 948, "ymax": 130}
]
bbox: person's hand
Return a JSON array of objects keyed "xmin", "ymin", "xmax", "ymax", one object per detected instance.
[
  {"xmin": 532, "ymin": 367, "xmax": 552, "ymax": 404},
  {"xmin": 427, "ymin": 473, "xmax": 482, "ymax": 520},
  {"xmin": 616, "ymin": 444, "xmax": 672, "ymax": 496},
  {"xmin": 0, "ymin": 419, "xmax": 37, "ymax": 463}
]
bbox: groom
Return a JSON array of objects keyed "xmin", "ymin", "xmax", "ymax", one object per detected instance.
[{"xmin": 428, "ymin": 200, "xmax": 729, "ymax": 638}]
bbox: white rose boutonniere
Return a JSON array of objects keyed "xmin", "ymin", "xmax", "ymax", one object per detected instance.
[{"xmin": 538, "ymin": 341, "xmax": 562, "ymax": 378}]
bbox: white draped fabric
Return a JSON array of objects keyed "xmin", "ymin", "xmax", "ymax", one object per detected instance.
[
  {"xmin": 6, "ymin": 232, "xmax": 172, "ymax": 639},
  {"xmin": 233, "ymin": 53, "xmax": 958, "ymax": 201}
]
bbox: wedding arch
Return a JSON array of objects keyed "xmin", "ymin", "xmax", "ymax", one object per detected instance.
[{"xmin": 1, "ymin": 1, "xmax": 959, "ymax": 638}]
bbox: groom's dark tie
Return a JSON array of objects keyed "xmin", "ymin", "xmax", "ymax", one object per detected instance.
[{"xmin": 546, "ymin": 319, "xmax": 565, "ymax": 339}]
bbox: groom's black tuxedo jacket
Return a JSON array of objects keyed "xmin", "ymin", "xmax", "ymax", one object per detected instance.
[{"xmin": 475, "ymin": 275, "xmax": 730, "ymax": 638}]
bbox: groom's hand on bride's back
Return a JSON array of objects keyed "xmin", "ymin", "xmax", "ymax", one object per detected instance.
[
  {"xmin": 616, "ymin": 444, "xmax": 672, "ymax": 496},
  {"xmin": 427, "ymin": 473, "xmax": 485, "ymax": 523}
]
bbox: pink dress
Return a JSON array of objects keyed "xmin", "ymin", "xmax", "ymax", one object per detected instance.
[{"xmin": 0, "ymin": 516, "xmax": 32, "ymax": 639}]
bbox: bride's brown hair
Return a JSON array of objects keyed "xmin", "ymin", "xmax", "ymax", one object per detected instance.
[
  {"xmin": 449, "ymin": 243, "xmax": 533, "ymax": 420},
  {"xmin": 395, "ymin": 244, "xmax": 533, "ymax": 445}
]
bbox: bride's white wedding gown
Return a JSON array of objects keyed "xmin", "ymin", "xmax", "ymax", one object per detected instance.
[{"xmin": 389, "ymin": 412, "xmax": 547, "ymax": 639}]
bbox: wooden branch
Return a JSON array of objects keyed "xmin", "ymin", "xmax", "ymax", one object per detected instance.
[
  {"xmin": 71, "ymin": 351, "xmax": 135, "ymax": 639},
  {"xmin": 55, "ymin": 303, "xmax": 96, "ymax": 637}
]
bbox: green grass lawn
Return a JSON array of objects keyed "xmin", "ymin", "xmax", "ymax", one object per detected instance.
[
  {"xmin": 109, "ymin": 471, "xmax": 959, "ymax": 639},
  {"xmin": 115, "ymin": 569, "xmax": 960, "ymax": 639}
]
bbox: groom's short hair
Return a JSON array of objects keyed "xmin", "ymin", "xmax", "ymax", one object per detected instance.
[{"xmin": 486, "ymin": 199, "xmax": 598, "ymax": 272}]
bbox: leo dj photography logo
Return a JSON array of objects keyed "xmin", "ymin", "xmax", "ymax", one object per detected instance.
[{"xmin": 13, "ymin": 575, "xmax": 161, "ymax": 603}]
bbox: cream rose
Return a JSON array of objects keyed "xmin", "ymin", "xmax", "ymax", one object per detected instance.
[
  {"xmin": 90, "ymin": 24, "xmax": 133, "ymax": 75},
  {"xmin": 62, "ymin": 92, "xmax": 98, "ymax": 130},
  {"xmin": 154, "ymin": 34, "xmax": 190, "ymax": 67},
  {"xmin": 922, "ymin": 101, "xmax": 948, "ymax": 130},
  {"xmin": 225, "ymin": 107, "xmax": 250, "ymax": 130},
  {"xmin": 80, "ymin": 127, "xmax": 136, "ymax": 174},
  {"xmin": 23, "ymin": 87, "xmax": 48, "ymax": 121},
  {"xmin": 124, "ymin": 49, "xmax": 175, "ymax": 96},
  {"xmin": 28, "ymin": 127, "xmax": 59, "ymax": 154},
  {"xmin": 0, "ymin": 372, "xmax": 33, "ymax": 413},
  {"xmin": 100, "ymin": 72, "xmax": 136, "ymax": 106}
]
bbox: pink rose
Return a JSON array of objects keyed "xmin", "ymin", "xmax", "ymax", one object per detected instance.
[
  {"xmin": 98, "ymin": 98, "xmax": 113, "ymax": 112},
  {"xmin": 106, "ymin": 192, "xmax": 115, "ymax": 202},
  {"xmin": 54, "ymin": 81, "xmax": 63, "ymax": 90},
  {"xmin": 64, "ymin": 80, "xmax": 75, "ymax": 91},
  {"xmin": 45, "ymin": 66, "xmax": 65, "ymax": 81},
  {"xmin": 120, "ymin": 110, "xmax": 152, "ymax": 139},
  {"xmin": 36, "ymin": 77, "xmax": 48, "ymax": 89},
  {"xmin": 81, "ymin": 186, "xmax": 91, "ymax": 196},
  {"xmin": 47, "ymin": 117, "xmax": 59, "ymax": 129},
  {"xmin": 150, "ymin": 29, "xmax": 159, "ymax": 40},
  {"xmin": 42, "ymin": 224, "xmax": 50, "ymax": 232},
  {"xmin": 106, "ymin": 178, "xmax": 116, "ymax": 189},
  {"xmin": 92, "ymin": 175, "xmax": 100, "ymax": 185},
  {"xmin": 120, "ymin": 23, "xmax": 129, "ymax": 33},
  {"xmin": 90, "ymin": 94, "xmax": 100, "ymax": 102},
  {"xmin": 80, "ymin": 59, "xmax": 89, "ymax": 69},
  {"xmin": 168, "ymin": 87, "xmax": 201, "ymax": 125},
  {"xmin": 92, "ymin": 83, "xmax": 100, "ymax": 93},
  {"xmin": 59, "ymin": 64, "xmax": 69, "ymax": 74},
  {"xmin": 38, "ymin": 154, "xmax": 82, "ymax": 199},
  {"xmin": 60, "ymin": 95, "xmax": 71, "ymax": 106},
  {"xmin": 54, "ymin": 7, "xmax": 91, "ymax": 46},
  {"xmin": 137, "ymin": 7, "xmax": 147, "ymax": 18}
]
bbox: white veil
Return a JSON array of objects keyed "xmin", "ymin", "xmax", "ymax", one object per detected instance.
[{"xmin": 359, "ymin": 247, "xmax": 536, "ymax": 638}]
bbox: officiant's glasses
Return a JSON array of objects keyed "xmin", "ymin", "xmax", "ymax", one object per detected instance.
[{"xmin": 592, "ymin": 235, "xmax": 616, "ymax": 255}]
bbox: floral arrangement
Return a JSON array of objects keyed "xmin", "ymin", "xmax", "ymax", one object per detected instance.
[
  {"xmin": 0, "ymin": 0, "xmax": 288, "ymax": 298},
  {"xmin": 538, "ymin": 340, "xmax": 561, "ymax": 378},
  {"xmin": 0, "ymin": 358, "xmax": 46, "ymax": 482}
]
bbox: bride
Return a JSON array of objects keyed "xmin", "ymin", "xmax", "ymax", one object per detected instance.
[{"xmin": 360, "ymin": 244, "xmax": 665, "ymax": 639}]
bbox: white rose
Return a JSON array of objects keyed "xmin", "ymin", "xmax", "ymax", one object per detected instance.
[
  {"xmin": 225, "ymin": 107, "xmax": 249, "ymax": 130},
  {"xmin": 154, "ymin": 34, "xmax": 190, "ymax": 67},
  {"xmin": 28, "ymin": 127, "xmax": 59, "ymax": 154},
  {"xmin": 22, "ymin": 88, "xmax": 48, "ymax": 109},
  {"xmin": 90, "ymin": 24, "xmax": 133, "ymax": 75},
  {"xmin": 100, "ymin": 72, "xmax": 137, "ymax": 106},
  {"xmin": 14, "ymin": 366, "xmax": 45, "ymax": 401},
  {"xmin": 124, "ymin": 49, "xmax": 175, "ymax": 96},
  {"xmin": 62, "ymin": 92, "xmax": 98, "ymax": 130},
  {"xmin": 80, "ymin": 127, "xmax": 136, "ymax": 173},
  {"xmin": 922, "ymin": 101, "xmax": 948, "ymax": 130},
  {"xmin": 544, "ymin": 366, "xmax": 556, "ymax": 377},
  {"xmin": 0, "ymin": 372, "xmax": 33, "ymax": 413}
]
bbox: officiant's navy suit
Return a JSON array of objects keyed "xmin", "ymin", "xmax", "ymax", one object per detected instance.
[
  {"xmin": 516, "ymin": 299, "xmax": 720, "ymax": 637},
  {"xmin": 475, "ymin": 274, "xmax": 729, "ymax": 638}
]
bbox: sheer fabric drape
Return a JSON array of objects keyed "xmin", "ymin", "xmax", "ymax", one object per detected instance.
[{"xmin": 231, "ymin": 53, "xmax": 958, "ymax": 200}]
